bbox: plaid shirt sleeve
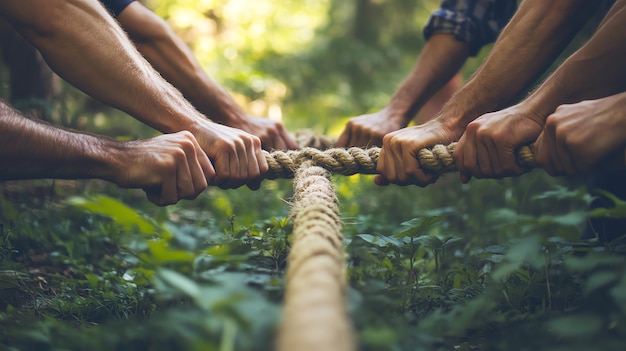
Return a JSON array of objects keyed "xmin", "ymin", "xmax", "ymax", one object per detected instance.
[
  {"xmin": 423, "ymin": 0, "xmax": 517, "ymax": 56},
  {"xmin": 100, "ymin": 0, "xmax": 135, "ymax": 17}
]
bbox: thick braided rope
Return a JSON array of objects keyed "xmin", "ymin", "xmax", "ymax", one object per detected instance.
[
  {"xmin": 265, "ymin": 142, "xmax": 536, "ymax": 178},
  {"xmin": 276, "ymin": 161, "xmax": 356, "ymax": 351}
]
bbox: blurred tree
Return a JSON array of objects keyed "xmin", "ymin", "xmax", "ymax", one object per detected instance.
[{"xmin": 0, "ymin": 21, "xmax": 59, "ymax": 120}]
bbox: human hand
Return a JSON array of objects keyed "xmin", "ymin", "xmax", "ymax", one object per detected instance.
[
  {"xmin": 336, "ymin": 108, "xmax": 409, "ymax": 148},
  {"xmin": 534, "ymin": 96, "xmax": 626, "ymax": 175},
  {"xmin": 227, "ymin": 115, "xmax": 298, "ymax": 151},
  {"xmin": 189, "ymin": 119, "xmax": 268, "ymax": 190},
  {"xmin": 114, "ymin": 131, "xmax": 214, "ymax": 206},
  {"xmin": 454, "ymin": 104, "xmax": 544, "ymax": 183},
  {"xmin": 375, "ymin": 118, "xmax": 460, "ymax": 186}
]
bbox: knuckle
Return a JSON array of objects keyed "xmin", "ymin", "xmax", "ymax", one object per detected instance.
[
  {"xmin": 466, "ymin": 121, "xmax": 480, "ymax": 134},
  {"xmin": 179, "ymin": 130, "xmax": 195, "ymax": 139}
]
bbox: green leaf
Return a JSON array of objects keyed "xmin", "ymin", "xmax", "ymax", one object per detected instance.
[
  {"xmin": 141, "ymin": 240, "xmax": 195, "ymax": 265},
  {"xmin": 67, "ymin": 195, "xmax": 159, "ymax": 235},
  {"xmin": 537, "ymin": 211, "xmax": 587, "ymax": 227},
  {"xmin": 589, "ymin": 189, "xmax": 626, "ymax": 219},
  {"xmin": 155, "ymin": 268, "xmax": 201, "ymax": 301},
  {"xmin": 565, "ymin": 253, "xmax": 625, "ymax": 273},
  {"xmin": 610, "ymin": 276, "xmax": 626, "ymax": 311},
  {"xmin": 492, "ymin": 236, "xmax": 542, "ymax": 280},
  {"xmin": 584, "ymin": 271, "xmax": 619, "ymax": 296},
  {"xmin": 411, "ymin": 235, "xmax": 443, "ymax": 250},
  {"xmin": 547, "ymin": 314, "xmax": 603, "ymax": 338},
  {"xmin": 395, "ymin": 216, "xmax": 445, "ymax": 239},
  {"xmin": 357, "ymin": 233, "xmax": 403, "ymax": 247}
]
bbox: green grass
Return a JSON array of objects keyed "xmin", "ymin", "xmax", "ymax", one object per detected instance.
[{"xmin": 1, "ymin": 172, "xmax": 626, "ymax": 351}]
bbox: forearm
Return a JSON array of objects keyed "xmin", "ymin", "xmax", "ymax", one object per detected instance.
[
  {"xmin": 386, "ymin": 34, "xmax": 469, "ymax": 125},
  {"xmin": 0, "ymin": 0, "xmax": 203, "ymax": 133},
  {"xmin": 445, "ymin": 0, "xmax": 597, "ymax": 127},
  {"xmin": 118, "ymin": 3, "xmax": 246, "ymax": 126},
  {"xmin": 0, "ymin": 101, "xmax": 121, "ymax": 181},
  {"xmin": 524, "ymin": 1, "xmax": 626, "ymax": 119}
]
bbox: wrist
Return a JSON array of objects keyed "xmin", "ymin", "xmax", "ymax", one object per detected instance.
[
  {"xmin": 381, "ymin": 104, "xmax": 414, "ymax": 126},
  {"xmin": 192, "ymin": 87, "xmax": 248, "ymax": 127},
  {"xmin": 81, "ymin": 137, "xmax": 127, "ymax": 183},
  {"xmin": 435, "ymin": 85, "xmax": 498, "ymax": 134}
]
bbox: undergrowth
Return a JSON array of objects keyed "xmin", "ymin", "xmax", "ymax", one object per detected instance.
[{"xmin": 1, "ymin": 171, "xmax": 625, "ymax": 351}]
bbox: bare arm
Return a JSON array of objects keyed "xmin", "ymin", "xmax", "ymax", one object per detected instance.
[
  {"xmin": 534, "ymin": 93, "xmax": 626, "ymax": 176},
  {"xmin": 377, "ymin": 0, "xmax": 597, "ymax": 186},
  {"xmin": 454, "ymin": 0, "xmax": 626, "ymax": 182},
  {"xmin": 0, "ymin": 0, "xmax": 194, "ymax": 133},
  {"xmin": 117, "ymin": 2, "xmax": 297, "ymax": 150},
  {"xmin": 0, "ymin": 0, "xmax": 267, "ymax": 189},
  {"xmin": 523, "ymin": 0, "xmax": 626, "ymax": 119},
  {"xmin": 336, "ymin": 34, "xmax": 468, "ymax": 147},
  {"xmin": 0, "ymin": 100, "xmax": 213, "ymax": 206},
  {"xmin": 444, "ymin": 0, "xmax": 599, "ymax": 128}
]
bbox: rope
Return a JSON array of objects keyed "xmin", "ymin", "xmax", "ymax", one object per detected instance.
[
  {"xmin": 273, "ymin": 132, "xmax": 536, "ymax": 350},
  {"xmin": 276, "ymin": 161, "xmax": 356, "ymax": 351},
  {"xmin": 265, "ymin": 142, "xmax": 536, "ymax": 178}
]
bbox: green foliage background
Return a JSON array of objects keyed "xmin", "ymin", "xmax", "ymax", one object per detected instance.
[{"xmin": 1, "ymin": 0, "xmax": 626, "ymax": 350}]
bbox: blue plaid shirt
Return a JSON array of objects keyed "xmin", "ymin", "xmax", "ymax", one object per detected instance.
[
  {"xmin": 424, "ymin": 0, "xmax": 517, "ymax": 56},
  {"xmin": 101, "ymin": 0, "xmax": 135, "ymax": 16}
]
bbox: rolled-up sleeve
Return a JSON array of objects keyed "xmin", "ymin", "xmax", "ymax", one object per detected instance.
[
  {"xmin": 423, "ymin": 0, "xmax": 517, "ymax": 56},
  {"xmin": 100, "ymin": 0, "xmax": 135, "ymax": 17}
]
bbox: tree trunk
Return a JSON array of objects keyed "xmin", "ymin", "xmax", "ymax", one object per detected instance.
[{"xmin": 0, "ymin": 24, "xmax": 59, "ymax": 120}]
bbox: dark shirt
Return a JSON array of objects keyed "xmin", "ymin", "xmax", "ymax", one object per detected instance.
[
  {"xmin": 424, "ymin": 0, "xmax": 517, "ymax": 56},
  {"xmin": 101, "ymin": 0, "xmax": 135, "ymax": 17}
]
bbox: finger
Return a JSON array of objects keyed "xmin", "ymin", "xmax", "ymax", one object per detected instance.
[
  {"xmin": 197, "ymin": 148, "xmax": 216, "ymax": 186},
  {"xmin": 402, "ymin": 146, "xmax": 431, "ymax": 186},
  {"xmin": 453, "ymin": 136, "xmax": 470, "ymax": 184},
  {"xmin": 499, "ymin": 143, "xmax": 525, "ymax": 176},
  {"xmin": 374, "ymin": 174, "xmax": 390, "ymax": 186},
  {"xmin": 281, "ymin": 129, "xmax": 299, "ymax": 150},
  {"xmin": 247, "ymin": 138, "xmax": 266, "ymax": 189},
  {"xmin": 226, "ymin": 141, "xmax": 247, "ymax": 189},
  {"xmin": 247, "ymin": 179, "xmax": 262, "ymax": 191},
  {"xmin": 374, "ymin": 147, "xmax": 390, "ymax": 186},
  {"xmin": 159, "ymin": 175, "xmax": 179, "ymax": 206},
  {"xmin": 475, "ymin": 140, "xmax": 494, "ymax": 178},
  {"xmin": 556, "ymin": 137, "xmax": 578, "ymax": 175},
  {"xmin": 546, "ymin": 130, "xmax": 568, "ymax": 176},
  {"xmin": 354, "ymin": 130, "xmax": 373, "ymax": 148},
  {"xmin": 185, "ymin": 146, "xmax": 210, "ymax": 199},
  {"xmin": 457, "ymin": 134, "xmax": 476, "ymax": 183},
  {"xmin": 535, "ymin": 133, "xmax": 557, "ymax": 176},
  {"xmin": 176, "ymin": 153, "xmax": 197, "ymax": 200},
  {"xmin": 376, "ymin": 147, "xmax": 388, "ymax": 179},
  {"xmin": 144, "ymin": 186, "xmax": 161, "ymax": 206},
  {"xmin": 212, "ymin": 153, "xmax": 232, "ymax": 189},
  {"xmin": 273, "ymin": 136, "xmax": 288, "ymax": 151},
  {"xmin": 389, "ymin": 138, "xmax": 404, "ymax": 184}
]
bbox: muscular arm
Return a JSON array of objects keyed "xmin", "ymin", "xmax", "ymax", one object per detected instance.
[
  {"xmin": 442, "ymin": 0, "xmax": 598, "ymax": 130},
  {"xmin": 534, "ymin": 93, "xmax": 626, "ymax": 176},
  {"xmin": 336, "ymin": 34, "xmax": 467, "ymax": 147},
  {"xmin": 522, "ymin": 0, "xmax": 626, "ymax": 119},
  {"xmin": 0, "ymin": 0, "xmax": 196, "ymax": 133},
  {"xmin": 117, "ymin": 2, "xmax": 297, "ymax": 149},
  {"xmin": 453, "ymin": 0, "xmax": 626, "ymax": 182},
  {"xmin": 0, "ymin": 0, "xmax": 268, "ymax": 189},
  {"xmin": 376, "ymin": 0, "xmax": 598, "ymax": 186},
  {"xmin": 0, "ymin": 100, "xmax": 213, "ymax": 206},
  {"xmin": 0, "ymin": 101, "xmax": 122, "ymax": 181},
  {"xmin": 387, "ymin": 34, "xmax": 469, "ymax": 126}
]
